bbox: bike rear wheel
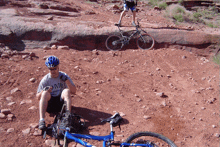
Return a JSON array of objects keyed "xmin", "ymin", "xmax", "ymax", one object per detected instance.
[
  {"xmin": 105, "ymin": 35, "xmax": 123, "ymax": 51},
  {"xmin": 137, "ymin": 34, "xmax": 155, "ymax": 50},
  {"xmin": 124, "ymin": 131, "xmax": 177, "ymax": 147}
]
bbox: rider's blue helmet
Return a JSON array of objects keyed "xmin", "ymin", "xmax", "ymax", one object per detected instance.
[{"xmin": 45, "ymin": 56, "xmax": 59, "ymax": 68}]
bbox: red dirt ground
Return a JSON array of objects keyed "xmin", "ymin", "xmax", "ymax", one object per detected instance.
[{"xmin": 0, "ymin": 0, "xmax": 219, "ymax": 147}]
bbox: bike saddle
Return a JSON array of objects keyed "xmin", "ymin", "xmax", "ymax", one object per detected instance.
[{"xmin": 101, "ymin": 113, "xmax": 123, "ymax": 126}]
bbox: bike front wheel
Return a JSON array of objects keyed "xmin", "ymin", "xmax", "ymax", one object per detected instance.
[
  {"xmin": 105, "ymin": 35, "xmax": 123, "ymax": 51},
  {"xmin": 124, "ymin": 131, "xmax": 177, "ymax": 147},
  {"xmin": 137, "ymin": 34, "xmax": 155, "ymax": 50}
]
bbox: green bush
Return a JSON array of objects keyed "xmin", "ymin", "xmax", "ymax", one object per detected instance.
[
  {"xmin": 149, "ymin": 0, "xmax": 163, "ymax": 7},
  {"xmin": 206, "ymin": 22, "xmax": 218, "ymax": 28},
  {"xmin": 158, "ymin": 2, "xmax": 167, "ymax": 10},
  {"xmin": 173, "ymin": 14, "xmax": 184, "ymax": 22},
  {"xmin": 175, "ymin": 7, "xmax": 185, "ymax": 14},
  {"xmin": 178, "ymin": 0, "xmax": 184, "ymax": 5},
  {"xmin": 213, "ymin": 53, "xmax": 220, "ymax": 65},
  {"xmin": 193, "ymin": 12, "xmax": 202, "ymax": 22}
]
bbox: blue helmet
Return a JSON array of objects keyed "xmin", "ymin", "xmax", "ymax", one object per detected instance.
[{"xmin": 45, "ymin": 56, "xmax": 59, "ymax": 68}]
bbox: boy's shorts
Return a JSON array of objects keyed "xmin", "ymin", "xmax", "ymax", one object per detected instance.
[
  {"xmin": 46, "ymin": 95, "xmax": 64, "ymax": 113},
  {"xmin": 124, "ymin": 1, "xmax": 136, "ymax": 12}
]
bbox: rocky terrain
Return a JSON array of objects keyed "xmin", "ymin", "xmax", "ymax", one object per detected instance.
[{"xmin": 0, "ymin": 0, "xmax": 219, "ymax": 147}]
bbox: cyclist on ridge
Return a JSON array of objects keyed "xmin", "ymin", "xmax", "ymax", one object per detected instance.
[
  {"xmin": 36, "ymin": 55, "xmax": 76, "ymax": 130},
  {"xmin": 116, "ymin": 0, "xmax": 138, "ymax": 27}
]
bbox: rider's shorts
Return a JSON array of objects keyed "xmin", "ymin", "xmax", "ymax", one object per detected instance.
[
  {"xmin": 124, "ymin": 1, "xmax": 136, "ymax": 12},
  {"xmin": 46, "ymin": 95, "xmax": 64, "ymax": 113}
]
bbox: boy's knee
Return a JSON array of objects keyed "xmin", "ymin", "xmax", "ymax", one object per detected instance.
[
  {"xmin": 63, "ymin": 88, "xmax": 71, "ymax": 94},
  {"xmin": 40, "ymin": 91, "xmax": 51, "ymax": 101}
]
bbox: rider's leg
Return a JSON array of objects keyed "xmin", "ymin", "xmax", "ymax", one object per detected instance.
[
  {"xmin": 38, "ymin": 91, "xmax": 51, "ymax": 129},
  {"xmin": 39, "ymin": 91, "xmax": 51, "ymax": 120},
  {"xmin": 131, "ymin": 5, "xmax": 136, "ymax": 26},
  {"xmin": 61, "ymin": 88, "xmax": 72, "ymax": 112},
  {"xmin": 118, "ymin": 10, "xmax": 126, "ymax": 25},
  {"xmin": 132, "ymin": 11, "xmax": 136, "ymax": 24}
]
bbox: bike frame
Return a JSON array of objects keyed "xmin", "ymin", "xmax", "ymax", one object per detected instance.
[
  {"xmin": 117, "ymin": 25, "xmax": 143, "ymax": 42},
  {"xmin": 65, "ymin": 131, "xmax": 153, "ymax": 147},
  {"xmin": 64, "ymin": 124, "xmax": 153, "ymax": 147}
]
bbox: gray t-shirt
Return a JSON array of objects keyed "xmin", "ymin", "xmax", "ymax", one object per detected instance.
[{"xmin": 37, "ymin": 71, "xmax": 75, "ymax": 97}]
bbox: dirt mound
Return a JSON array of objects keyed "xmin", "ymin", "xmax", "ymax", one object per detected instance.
[{"xmin": 0, "ymin": 0, "xmax": 219, "ymax": 147}]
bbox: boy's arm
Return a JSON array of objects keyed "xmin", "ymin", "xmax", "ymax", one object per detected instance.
[{"xmin": 66, "ymin": 79, "xmax": 76, "ymax": 94}]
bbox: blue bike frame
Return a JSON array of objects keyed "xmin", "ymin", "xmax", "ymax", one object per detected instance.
[{"xmin": 65, "ymin": 130, "xmax": 153, "ymax": 147}]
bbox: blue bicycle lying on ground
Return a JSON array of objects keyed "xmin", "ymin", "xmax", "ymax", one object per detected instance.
[{"xmin": 43, "ymin": 104, "xmax": 177, "ymax": 147}]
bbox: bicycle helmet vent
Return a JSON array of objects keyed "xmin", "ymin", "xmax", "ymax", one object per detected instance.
[{"xmin": 45, "ymin": 56, "xmax": 59, "ymax": 68}]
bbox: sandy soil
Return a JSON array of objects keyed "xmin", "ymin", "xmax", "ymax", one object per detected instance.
[{"xmin": 0, "ymin": 0, "xmax": 219, "ymax": 147}]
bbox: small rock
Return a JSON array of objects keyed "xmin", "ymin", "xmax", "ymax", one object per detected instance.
[
  {"xmin": 7, "ymin": 128, "xmax": 14, "ymax": 133},
  {"xmin": 43, "ymin": 56, "xmax": 50, "ymax": 60},
  {"xmin": 156, "ymin": 67, "xmax": 160, "ymax": 71},
  {"xmin": 212, "ymin": 125, "xmax": 217, "ymax": 128},
  {"xmin": 154, "ymin": 6, "xmax": 161, "ymax": 10},
  {"xmin": 156, "ymin": 92, "xmax": 164, "ymax": 97},
  {"xmin": 92, "ymin": 49, "xmax": 99, "ymax": 55},
  {"xmin": 96, "ymin": 80, "xmax": 104, "ymax": 84},
  {"xmin": 43, "ymin": 46, "xmax": 51, "ymax": 50},
  {"xmin": 0, "ymin": 127, "xmax": 5, "ymax": 133},
  {"xmin": 7, "ymin": 114, "xmax": 14, "ymax": 118},
  {"xmin": 1, "ymin": 109, "xmax": 11, "ymax": 115},
  {"xmin": 207, "ymin": 98, "xmax": 216, "ymax": 104},
  {"xmin": 57, "ymin": 45, "xmax": 69, "ymax": 50},
  {"xmin": 119, "ymin": 112, "xmax": 126, "ymax": 117},
  {"xmin": 182, "ymin": 56, "xmax": 186, "ymax": 59},
  {"xmin": 33, "ymin": 130, "xmax": 42, "ymax": 136},
  {"xmin": 22, "ymin": 128, "xmax": 31, "ymax": 135},
  {"xmin": 6, "ymin": 96, "xmax": 13, "ymax": 101},
  {"xmin": 10, "ymin": 87, "xmax": 20, "ymax": 94},
  {"xmin": 0, "ymin": 113, "xmax": 6, "ymax": 119},
  {"xmin": 8, "ymin": 102, "xmax": 16, "ymax": 106},
  {"xmin": 134, "ymin": 94, "xmax": 139, "ymax": 97},
  {"xmin": 20, "ymin": 99, "xmax": 32, "ymax": 105},
  {"xmin": 1, "ymin": 53, "xmax": 9, "ymax": 58},
  {"xmin": 29, "ymin": 78, "xmax": 36, "ymax": 83},
  {"xmin": 85, "ymin": 10, "xmax": 96, "ymax": 15},
  {"xmin": 29, "ymin": 52, "xmax": 35, "ymax": 57},
  {"xmin": 28, "ymin": 106, "xmax": 37, "ymax": 110},
  {"xmin": 22, "ymin": 55, "xmax": 29, "ymax": 59},
  {"xmin": 30, "ymin": 123, "xmax": 38, "ymax": 129},
  {"xmin": 47, "ymin": 16, "xmax": 53, "ymax": 20},
  {"xmin": 214, "ymin": 133, "xmax": 220, "ymax": 137},
  {"xmin": 206, "ymin": 87, "xmax": 214, "ymax": 90},
  {"xmin": 45, "ymin": 139, "xmax": 56, "ymax": 146},
  {"xmin": 161, "ymin": 101, "xmax": 166, "ymax": 106},
  {"xmin": 51, "ymin": 45, "xmax": 57, "ymax": 50},
  {"xmin": 144, "ymin": 115, "xmax": 151, "ymax": 119}
]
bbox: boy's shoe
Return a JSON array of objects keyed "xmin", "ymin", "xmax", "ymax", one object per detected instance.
[
  {"xmin": 132, "ymin": 22, "xmax": 136, "ymax": 27},
  {"xmin": 38, "ymin": 120, "xmax": 46, "ymax": 130}
]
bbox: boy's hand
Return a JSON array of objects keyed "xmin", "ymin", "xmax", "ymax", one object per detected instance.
[{"xmin": 43, "ymin": 86, "xmax": 52, "ymax": 92}]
